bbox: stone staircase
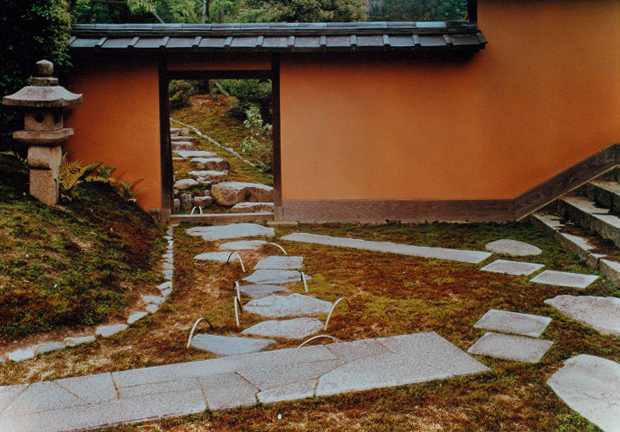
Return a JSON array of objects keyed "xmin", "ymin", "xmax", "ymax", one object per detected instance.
[
  {"xmin": 531, "ymin": 168, "xmax": 620, "ymax": 285},
  {"xmin": 170, "ymin": 127, "xmax": 274, "ymax": 215}
]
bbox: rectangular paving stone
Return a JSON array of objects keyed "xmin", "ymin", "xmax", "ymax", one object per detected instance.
[
  {"xmin": 0, "ymin": 389, "xmax": 206, "ymax": 432},
  {"xmin": 473, "ymin": 309, "xmax": 552, "ymax": 337},
  {"xmin": 4, "ymin": 382, "xmax": 85, "ymax": 416},
  {"xmin": 529, "ymin": 270, "xmax": 599, "ymax": 289},
  {"xmin": 199, "ymin": 373, "xmax": 258, "ymax": 410},
  {"xmin": 0, "ymin": 384, "xmax": 27, "ymax": 415},
  {"xmin": 118, "ymin": 377, "xmax": 201, "ymax": 400},
  {"xmin": 281, "ymin": 233, "xmax": 491, "ymax": 264},
  {"xmin": 238, "ymin": 360, "xmax": 340, "ymax": 391},
  {"xmin": 480, "ymin": 259, "xmax": 545, "ymax": 276},
  {"xmin": 326, "ymin": 339, "xmax": 390, "ymax": 363},
  {"xmin": 55, "ymin": 373, "xmax": 117, "ymax": 404},
  {"xmin": 254, "ymin": 256, "xmax": 304, "ymax": 270},
  {"xmin": 468, "ymin": 332, "xmax": 553, "ymax": 363},
  {"xmin": 258, "ymin": 380, "xmax": 317, "ymax": 404}
]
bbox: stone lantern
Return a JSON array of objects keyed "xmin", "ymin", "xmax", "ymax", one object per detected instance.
[{"xmin": 2, "ymin": 60, "xmax": 82, "ymax": 205}]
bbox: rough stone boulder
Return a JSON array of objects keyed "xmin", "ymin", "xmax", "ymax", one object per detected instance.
[
  {"xmin": 194, "ymin": 195, "xmax": 213, "ymax": 208},
  {"xmin": 190, "ymin": 157, "xmax": 230, "ymax": 171},
  {"xmin": 231, "ymin": 202, "xmax": 274, "ymax": 213},
  {"xmin": 212, "ymin": 182, "xmax": 274, "ymax": 206},
  {"xmin": 174, "ymin": 178, "xmax": 198, "ymax": 190},
  {"xmin": 188, "ymin": 170, "xmax": 228, "ymax": 184},
  {"xmin": 171, "ymin": 141, "xmax": 198, "ymax": 151}
]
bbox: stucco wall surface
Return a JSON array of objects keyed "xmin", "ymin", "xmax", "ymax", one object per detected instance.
[{"xmin": 280, "ymin": 0, "xmax": 620, "ymax": 201}]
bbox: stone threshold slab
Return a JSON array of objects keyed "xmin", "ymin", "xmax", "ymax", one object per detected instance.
[
  {"xmin": 281, "ymin": 233, "xmax": 491, "ymax": 264},
  {"xmin": 0, "ymin": 333, "xmax": 489, "ymax": 432}
]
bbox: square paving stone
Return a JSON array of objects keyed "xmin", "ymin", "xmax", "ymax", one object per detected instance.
[
  {"xmin": 243, "ymin": 269, "xmax": 311, "ymax": 285},
  {"xmin": 529, "ymin": 270, "xmax": 599, "ymax": 289},
  {"xmin": 468, "ymin": 332, "xmax": 553, "ymax": 363},
  {"xmin": 199, "ymin": 373, "xmax": 258, "ymax": 410},
  {"xmin": 238, "ymin": 284, "xmax": 288, "ymax": 298},
  {"xmin": 257, "ymin": 380, "xmax": 317, "ymax": 404},
  {"xmin": 239, "ymin": 360, "xmax": 340, "ymax": 390},
  {"xmin": 480, "ymin": 259, "xmax": 545, "ymax": 275},
  {"xmin": 473, "ymin": 309, "xmax": 552, "ymax": 337},
  {"xmin": 254, "ymin": 256, "xmax": 304, "ymax": 270}
]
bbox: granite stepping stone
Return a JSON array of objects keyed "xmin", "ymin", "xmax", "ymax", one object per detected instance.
[
  {"xmin": 480, "ymin": 259, "xmax": 545, "ymax": 276},
  {"xmin": 485, "ymin": 239, "xmax": 542, "ymax": 256},
  {"xmin": 244, "ymin": 293, "xmax": 332, "ymax": 318},
  {"xmin": 243, "ymin": 269, "xmax": 310, "ymax": 285},
  {"xmin": 474, "ymin": 309, "xmax": 551, "ymax": 337},
  {"xmin": 190, "ymin": 334, "xmax": 276, "ymax": 356},
  {"xmin": 238, "ymin": 284, "xmax": 288, "ymax": 298},
  {"xmin": 530, "ymin": 270, "xmax": 598, "ymax": 289},
  {"xmin": 231, "ymin": 202, "xmax": 274, "ymax": 213},
  {"xmin": 467, "ymin": 332, "xmax": 553, "ymax": 363},
  {"xmin": 186, "ymin": 223, "xmax": 275, "ymax": 241},
  {"xmin": 281, "ymin": 232, "xmax": 491, "ymax": 264},
  {"xmin": 219, "ymin": 240, "xmax": 268, "ymax": 251},
  {"xmin": 174, "ymin": 150, "xmax": 217, "ymax": 159},
  {"xmin": 254, "ymin": 256, "xmax": 304, "ymax": 270},
  {"xmin": 194, "ymin": 251, "xmax": 237, "ymax": 263},
  {"xmin": 95, "ymin": 324, "xmax": 128, "ymax": 338},
  {"xmin": 242, "ymin": 317, "xmax": 324, "ymax": 339},
  {"xmin": 548, "ymin": 354, "xmax": 620, "ymax": 432},
  {"xmin": 190, "ymin": 158, "xmax": 230, "ymax": 171},
  {"xmin": 544, "ymin": 295, "xmax": 620, "ymax": 335},
  {"xmin": 174, "ymin": 179, "xmax": 198, "ymax": 190}
]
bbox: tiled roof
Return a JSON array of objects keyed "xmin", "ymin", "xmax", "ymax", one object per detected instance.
[{"xmin": 70, "ymin": 22, "xmax": 486, "ymax": 53}]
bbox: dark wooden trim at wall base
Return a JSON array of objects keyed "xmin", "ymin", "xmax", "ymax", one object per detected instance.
[
  {"xmin": 282, "ymin": 199, "xmax": 515, "ymax": 223},
  {"xmin": 514, "ymin": 143, "xmax": 620, "ymax": 219}
]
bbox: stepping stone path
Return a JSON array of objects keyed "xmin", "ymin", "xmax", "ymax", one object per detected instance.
[
  {"xmin": 243, "ymin": 294, "xmax": 332, "ymax": 318},
  {"xmin": 186, "ymin": 223, "xmax": 274, "ymax": 241},
  {"xmin": 485, "ymin": 239, "xmax": 542, "ymax": 256},
  {"xmin": 254, "ymin": 256, "xmax": 304, "ymax": 270},
  {"xmin": 194, "ymin": 251, "xmax": 238, "ymax": 263},
  {"xmin": 281, "ymin": 232, "xmax": 491, "ymax": 264},
  {"xmin": 219, "ymin": 240, "xmax": 268, "ymax": 251},
  {"xmin": 190, "ymin": 334, "xmax": 276, "ymax": 356},
  {"xmin": 548, "ymin": 354, "xmax": 620, "ymax": 432},
  {"xmin": 530, "ymin": 270, "xmax": 599, "ymax": 289},
  {"xmin": 242, "ymin": 318, "xmax": 325, "ymax": 339},
  {"xmin": 480, "ymin": 259, "xmax": 544, "ymax": 276},
  {"xmin": 544, "ymin": 295, "xmax": 620, "ymax": 336},
  {"xmin": 468, "ymin": 332, "xmax": 553, "ymax": 363},
  {"xmin": 474, "ymin": 309, "xmax": 551, "ymax": 337},
  {"xmin": 231, "ymin": 202, "xmax": 274, "ymax": 213}
]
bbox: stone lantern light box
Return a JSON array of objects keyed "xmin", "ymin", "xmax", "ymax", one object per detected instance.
[{"xmin": 2, "ymin": 60, "xmax": 82, "ymax": 205}]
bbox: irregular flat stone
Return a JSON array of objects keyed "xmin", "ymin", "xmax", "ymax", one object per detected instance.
[
  {"xmin": 171, "ymin": 141, "xmax": 197, "ymax": 151},
  {"xmin": 127, "ymin": 312, "xmax": 148, "ymax": 324},
  {"xmin": 0, "ymin": 384, "xmax": 28, "ymax": 414},
  {"xmin": 473, "ymin": 309, "xmax": 552, "ymax": 337},
  {"xmin": 190, "ymin": 334, "xmax": 276, "ymax": 356},
  {"xmin": 4, "ymin": 382, "xmax": 83, "ymax": 416},
  {"xmin": 141, "ymin": 295, "xmax": 165, "ymax": 306},
  {"xmin": 240, "ymin": 360, "xmax": 339, "ymax": 391},
  {"xmin": 174, "ymin": 150, "xmax": 217, "ymax": 159},
  {"xmin": 35, "ymin": 342, "xmax": 65, "ymax": 355},
  {"xmin": 174, "ymin": 178, "xmax": 198, "ymax": 190},
  {"xmin": 548, "ymin": 354, "xmax": 620, "ymax": 432},
  {"xmin": 326, "ymin": 339, "xmax": 390, "ymax": 363},
  {"xmin": 281, "ymin": 232, "xmax": 491, "ymax": 264},
  {"xmin": 544, "ymin": 295, "xmax": 620, "ymax": 335},
  {"xmin": 186, "ymin": 223, "xmax": 274, "ymax": 241},
  {"xmin": 145, "ymin": 304, "xmax": 159, "ymax": 313},
  {"xmin": 194, "ymin": 195, "xmax": 213, "ymax": 207},
  {"xmin": 480, "ymin": 259, "xmax": 545, "ymax": 275},
  {"xmin": 231, "ymin": 202, "xmax": 274, "ymax": 213},
  {"xmin": 485, "ymin": 239, "xmax": 542, "ymax": 256},
  {"xmin": 468, "ymin": 332, "xmax": 553, "ymax": 363},
  {"xmin": 211, "ymin": 182, "xmax": 274, "ymax": 206},
  {"xmin": 254, "ymin": 256, "xmax": 304, "ymax": 270},
  {"xmin": 7, "ymin": 349, "xmax": 35, "ymax": 362},
  {"xmin": 220, "ymin": 240, "xmax": 269, "ymax": 251},
  {"xmin": 158, "ymin": 281, "xmax": 172, "ymax": 291},
  {"xmin": 243, "ymin": 294, "xmax": 331, "ymax": 318},
  {"xmin": 242, "ymin": 318, "xmax": 324, "ymax": 339},
  {"xmin": 258, "ymin": 380, "xmax": 317, "ymax": 404},
  {"xmin": 188, "ymin": 170, "xmax": 228, "ymax": 184},
  {"xmin": 190, "ymin": 157, "xmax": 230, "ymax": 171},
  {"xmin": 163, "ymin": 270, "xmax": 173, "ymax": 280},
  {"xmin": 95, "ymin": 324, "xmax": 128, "ymax": 338},
  {"xmin": 238, "ymin": 284, "xmax": 288, "ymax": 298},
  {"xmin": 194, "ymin": 251, "xmax": 236, "ymax": 263},
  {"xmin": 162, "ymin": 262, "xmax": 174, "ymax": 271},
  {"xmin": 63, "ymin": 336, "xmax": 96, "ymax": 348},
  {"xmin": 243, "ymin": 269, "xmax": 309, "ymax": 285},
  {"xmin": 530, "ymin": 270, "xmax": 599, "ymax": 289}
]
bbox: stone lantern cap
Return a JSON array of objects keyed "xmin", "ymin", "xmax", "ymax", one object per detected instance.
[{"xmin": 2, "ymin": 60, "xmax": 82, "ymax": 108}]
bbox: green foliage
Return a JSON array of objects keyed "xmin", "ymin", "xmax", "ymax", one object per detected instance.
[
  {"xmin": 0, "ymin": 0, "xmax": 72, "ymax": 152},
  {"xmin": 169, "ymin": 79, "xmax": 198, "ymax": 109},
  {"xmin": 368, "ymin": 0, "xmax": 467, "ymax": 21},
  {"xmin": 59, "ymin": 154, "xmax": 101, "ymax": 200},
  {"xmin": 240, "ymin": 106, "xmax": 272, "ymax": 172},
  {"xmin": 220, "ymin": 79, "xmax": 272, "ymax": 122},
  {"xmin": 241, "ymin": 0, "xmax": 367, "ymax": 22},
  {"xmin": 86, "ymin": 164, "xmax": 148, "ymax": 202}
]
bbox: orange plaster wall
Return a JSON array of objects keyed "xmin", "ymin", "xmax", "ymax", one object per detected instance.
[
  {"xmin": 64, "ymin": 57, "xmax": 162, "ymax": 210},
  {"xmin": 280, "ymin": 0, "xmax": 620, "ymax": 201}
]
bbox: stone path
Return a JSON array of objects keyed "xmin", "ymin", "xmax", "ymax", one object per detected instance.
[{"xmin": 0, "ymin": 333, "xmax": 489, "ymax": 432}]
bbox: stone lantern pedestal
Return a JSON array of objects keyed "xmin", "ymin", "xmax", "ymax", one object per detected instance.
[{"xmin": 2, "ymin": 60, "xmax": 82, "ymax": 205}]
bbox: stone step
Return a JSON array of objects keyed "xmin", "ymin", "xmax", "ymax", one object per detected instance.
[
  {"xmin": 190, "ymin": 157, "xmax": 230, "ymax": 171},
  {"xmin": 584, "ymin": 180, "xmax": 620, "ymax": 213},
  {"xmin": 211, "ymin": 182, "xmax": 274, "ymax": 206},
  {"xmin": 231, "ymin": 202, "xmax": 274, "ymax": 213},
  {"xmin": 172, "ymin": 141, "xmax": 198, "ymax": 151},
  {"xmin": 530, "ymin": 212, "xmax": 620, "ymax": 284},
  {"xmin": 557, "ymin": 196, "xmax": 620, "ymax": 248},
  {"xmin": 171, "ymin": 135, "xmax": 197, "ymax": 143},
  {"xmin": 188, "ymin": 170, "xmax": 228, "ymax": 185},
  {"xmin": 174, "ymin": 150, "xmax": 218, "ymax": 159}
]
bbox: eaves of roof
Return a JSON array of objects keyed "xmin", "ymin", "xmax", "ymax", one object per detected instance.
[{"xmin": 70, "ymin": 22, "xmax": 487, "ymax": 54}]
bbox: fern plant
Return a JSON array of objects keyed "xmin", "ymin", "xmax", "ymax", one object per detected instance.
[
  {"xmin": 59, "ymin": 154, "xmax": 101, "ymax": 201},
  {"xmin": 86, "ymin": 164, "xmax": 147, "ymax": 202}
]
